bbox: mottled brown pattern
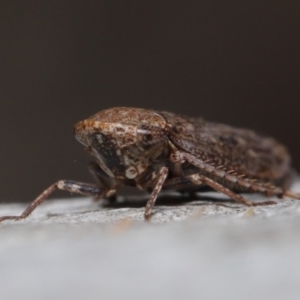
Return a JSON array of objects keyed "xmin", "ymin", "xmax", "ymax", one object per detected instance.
[
  {"xmin": 0, "ymin": 107, "xmax": 299, "ymax": 222},
  {"xmin": 159, "ymin": 111, "xmax": 292, "ymax": 185}
]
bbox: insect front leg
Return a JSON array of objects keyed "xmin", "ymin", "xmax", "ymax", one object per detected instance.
[
  {"xmin": 0, "ymin": 180, "xmax": 114, "ymax": 222},
  {"xmin": 88, "ymin": 162, "xmax": 120, "ymax": 202},
  {"xmin": 137, "ymin": 167, "xmax": 169, "ymax": 220}
]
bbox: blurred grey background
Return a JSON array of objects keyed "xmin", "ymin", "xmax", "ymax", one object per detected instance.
[{"xmin": 0, "ymin": 1, "xmax": 299, "ymax": 202}]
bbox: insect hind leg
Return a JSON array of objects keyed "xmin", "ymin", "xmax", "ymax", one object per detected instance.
[
  {"xmin": 164, "ymin": 173, "xmax": 276, "ymax": 206},
  {"xmin": 284, "ymin": 191, "xmax": 300, "ymax": 200},
  {"xmin": 193, "ymin": 175, "xmax": 277, "ymax": 206}
]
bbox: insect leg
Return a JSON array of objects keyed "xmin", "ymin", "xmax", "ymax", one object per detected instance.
[
  {"xmin": 194, "ymin": 175, "xmax": 277, "ymax": 206},
  {"xmin": 0, "ymin": 180, "xmax": 112, "ymax": 222},
  {"xmin": 165, "ymin": 173, "xmax": 276, "ymax": 206},
  {"xmin": 88, "ymin": 162, "xmax": 111, "ymax": 188},
  {"xmin": 88, "ymin": 162, "xmax": 120, "ymax": 202},
  {"xmin": 174, "ymin": 151, "xmax": 278, "ymax": 205},
  {"xmin": 144, "ymin": 167, "xmax": 169, "ymax": 220},
  {"xmin": 283, "ymin": 191, "xmax": 300, "ymax": 200}
]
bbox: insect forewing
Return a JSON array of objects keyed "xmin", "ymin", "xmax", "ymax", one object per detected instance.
[{"xmin": 158, "ymin": 111, "xmax": 292, "ymax": 186}]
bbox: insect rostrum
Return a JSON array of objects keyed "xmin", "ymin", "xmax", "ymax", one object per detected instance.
[{"xmin": 1, "ymin": 107, "xmax": 299, "ymax": 222}]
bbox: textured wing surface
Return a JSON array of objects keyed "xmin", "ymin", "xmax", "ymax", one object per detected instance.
[{"xmin": 159, "ymin": 111, "xmax": 292, "ymax": 184}]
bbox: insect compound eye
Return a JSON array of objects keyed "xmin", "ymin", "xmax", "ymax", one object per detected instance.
[
  {"xmin": 143, "ymin": 132, "xmax": 153, "ymax": 142},
  {"xmin": 136, "ymin": 124, "xmax": 165, "ymax": 150}
]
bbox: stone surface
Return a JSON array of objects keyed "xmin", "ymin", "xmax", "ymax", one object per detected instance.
[{"xmin": 1, "ymin": 181, "xmax": 300, "ymax": 300}]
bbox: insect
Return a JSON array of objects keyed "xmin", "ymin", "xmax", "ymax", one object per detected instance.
[{"xmin": 0, "ymin": 107, "xmax": 299, "ymax": 222}]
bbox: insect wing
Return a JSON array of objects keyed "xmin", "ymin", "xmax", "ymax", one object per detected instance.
[{"xmin": 159, "ymin": 111, "xmax": 291, "ymax": 184}]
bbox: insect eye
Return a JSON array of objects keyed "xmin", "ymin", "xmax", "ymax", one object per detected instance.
[
  {"xmin": 136, "ymin": 125, "xmax": 165, "ymax": 150},
  {"xmin": 143, "ymin": 134, "xmax": 153, "ymax": 142},
  {"xmin": 137, "ymin": 129, "xmax": 152, "ymax": 149}
]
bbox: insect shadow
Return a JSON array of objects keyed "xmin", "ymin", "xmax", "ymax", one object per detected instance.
[
  {"xmin": 45, "ymin": 192, "xmax": 238, "ymax": 218},
  {"xmin": 101, "ymin": 192, "xmax": 236, "ymax": 209}
]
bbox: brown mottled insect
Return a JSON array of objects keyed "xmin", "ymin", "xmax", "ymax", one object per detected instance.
[{"xmin": 1, "ymin": 107, "xmax": 299, "ymax": 222}]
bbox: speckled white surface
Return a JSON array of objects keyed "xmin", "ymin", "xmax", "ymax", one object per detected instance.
[{"xmin": 1, "ymin": 181, "xmax": 300, "ymax": 300}]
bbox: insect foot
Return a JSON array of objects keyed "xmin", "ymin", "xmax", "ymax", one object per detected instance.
[{"xmin": 1, "ymin": 107, "xmax": 300, "ymax": 222}]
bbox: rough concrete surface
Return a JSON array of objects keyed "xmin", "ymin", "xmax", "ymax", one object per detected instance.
[{"xmin": 1, "ymin": 181, "xmax": 300, "ymax": 300}]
